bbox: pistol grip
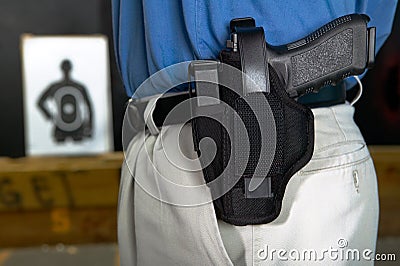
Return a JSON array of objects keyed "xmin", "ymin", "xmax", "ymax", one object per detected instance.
[{"xmin": 269, "ymin": 14, "xmax": 375, "ymax": 98}]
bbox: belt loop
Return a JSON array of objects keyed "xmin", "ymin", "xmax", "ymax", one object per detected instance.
[{"xmin": 144, "ymin": 97, "xmax": 160, "ymax": 135}]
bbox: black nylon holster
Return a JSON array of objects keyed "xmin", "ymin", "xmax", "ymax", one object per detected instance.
[{"xmin": 191, "ymin": 21, "xmax": 314, "ymax": 226}]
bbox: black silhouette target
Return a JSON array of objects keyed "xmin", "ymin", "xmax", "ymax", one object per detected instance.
[{"xmin": 38, "ymin": 60, "xmax": 93, "ymax": 142}]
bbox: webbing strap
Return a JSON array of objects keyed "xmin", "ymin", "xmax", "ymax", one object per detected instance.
[{"xmin": 235, "ymin": 27, "xmax": 270, "ymax": 94}]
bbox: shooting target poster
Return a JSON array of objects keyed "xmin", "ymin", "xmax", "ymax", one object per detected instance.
[{"xmin": 21, "ymin": 35, "xmax": 113, "ymax": 156}]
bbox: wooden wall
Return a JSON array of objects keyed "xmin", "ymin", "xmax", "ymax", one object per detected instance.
[{"xmin": 0, "ymin": 147, "xmax": 398, "ymax": 247}]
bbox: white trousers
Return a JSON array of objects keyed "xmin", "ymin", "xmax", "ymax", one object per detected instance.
[{"xmin": 118, "ymin": 102, "xmax": 379, "ymax": 265}]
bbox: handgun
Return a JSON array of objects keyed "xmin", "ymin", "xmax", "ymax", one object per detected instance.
[
  {"xmin": 222, "ymin": 14, "xmax": 375, "ymax": 98},
  {"xmin": 130, "ymin": 14, "xmax": 376, "ymax": 129}
]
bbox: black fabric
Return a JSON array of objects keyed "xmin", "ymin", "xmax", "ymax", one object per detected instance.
[{"xmin": 191, "ymin": 41, "xmax": 314, "ymax": 226}]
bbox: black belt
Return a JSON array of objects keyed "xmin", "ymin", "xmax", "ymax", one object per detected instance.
[{"xmin": 130, "ymin": 82, "xmax": 346, "ymax": 128}]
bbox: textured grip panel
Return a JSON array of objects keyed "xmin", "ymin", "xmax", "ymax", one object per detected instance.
[
  {"xmin": 291, "ymin": 29, "xmax": 353, "ymax": 87},
  {"xmin": 287, "ymin": 15, "xmax": 352, "ymax": 50}
]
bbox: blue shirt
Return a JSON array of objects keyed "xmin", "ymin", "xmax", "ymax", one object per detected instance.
[{"xmin": 112, "ymin": 0, "xmax": 398, "ymax": 97}]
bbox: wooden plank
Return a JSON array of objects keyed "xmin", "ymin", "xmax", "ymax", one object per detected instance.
[
  {"xmin": 0, "ymin": 207, "xmax": 117, "ymax": 247},
  {"xmin": 0, "ymin": 154, "xmax": 121, "ymax": 247},
  {"xmin": 0, "ymin": 148, "xmax": 398, "ymax": 248},
  {"xmin": 369, "ymin": 146, "xmax": 400, "ymax": 237},
  {"xmin": 0, "ymin": 153, "xmax": 122, "ymax": 211},
  {"xmin": 0, "ymin": 152, "xmax": 123, "ymax": 172}
]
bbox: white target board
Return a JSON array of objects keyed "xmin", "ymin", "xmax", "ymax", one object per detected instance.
[{"xmin": 21, "ymin": 35, "xmax": 113, "ymax": 156}]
